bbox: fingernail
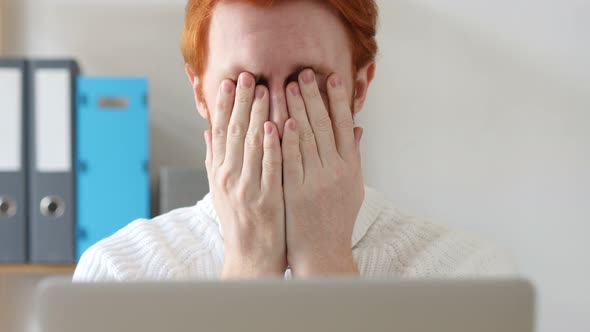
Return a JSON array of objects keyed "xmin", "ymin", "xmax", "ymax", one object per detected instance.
[
  {"xmin": 239, "ymin": 73, "xmax": 254, "ymax": 88},
  {"xmin": 289, "ymin": 84, "xmax": 300, "ymax": 96},
  {"xmin": 330, "ymin": 74, "xmax": 342, "ymax": 88},
  {"xmin": 256, "ymin": 86, "xmax": 266, "ymax": 99},
  {"xmin": 265, "ymin": 122, "xmax": 274, "ymax": 135},
  {"xmin": 301, "ymin": 69, "xmax": 315, "ymax": 84},
  {"xmin": 222, "ymin": 80, "xmax": 234, "ymax": 94},
  {"xmin": 289, "ymin": 119, "xmax": 297, "ymax": 130}
]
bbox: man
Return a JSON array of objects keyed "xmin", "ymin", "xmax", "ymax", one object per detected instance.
[{"xmin": 74, "ymin": 0, "xmax": 515, "ymax": 281}]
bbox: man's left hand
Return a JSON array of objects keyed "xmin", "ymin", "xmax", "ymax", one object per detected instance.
[{"xmin": 282, "ymin": 69, "xmax": 365, "ymax": 277}]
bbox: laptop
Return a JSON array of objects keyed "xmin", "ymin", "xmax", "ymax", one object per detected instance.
[{"xmin": 32, "ymin": 278, "xmax": 535, "ymax": 332}]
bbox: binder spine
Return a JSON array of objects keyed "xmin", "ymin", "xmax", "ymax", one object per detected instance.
[
  {"xmin": 0, "ymin": 58, "xmax": 28, "ymax": 263},
  {"xmin": 75, "ymin": 76, "xmax": 150, "ymax": 260},
  {"xmin": 28, "ymin": 59, "xmax": 79, "ymax": 263}
]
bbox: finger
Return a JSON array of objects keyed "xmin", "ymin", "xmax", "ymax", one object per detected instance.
[
  {"xmin": 298, "ymin": 69, "xmax": 338, "ymax": 164},
  {"xmin": 261, "ymin": 122, "xmax": 282, "ymax": 192},
  {"xmin": 242, "ymin": 85, "xmax": 269, "ymax": 186},
  {"xmin": 354, "ymin": 127, "xmax": 363, "ymax": 159},
  {"xmin": 204, "ymin": 129, "xmax": 212, "ymax": 173},
  {"xmin": 354, "ymin": 127, "xmax": 364, "ymax": 146},
  {"xmin": 212, "ymin": 79, "xmax": 235, "ymax": 168},
  {"xmin": 286, "ymin": 82, "xmax": 321, "ymax": 170},
  {"xmin": 224, "ymin": 72, "xmax": 256, "ymax": 173},
  {"xmin": 327, "ymin": 73, "xmax": 356, "ymax": 161},
  {"xmin": 204, "ymin": 129, "xmax": 214, "ymax": 192},
  {"xmin": 282, "ymin": 118, "xmax": 304, "ymax": 186}
]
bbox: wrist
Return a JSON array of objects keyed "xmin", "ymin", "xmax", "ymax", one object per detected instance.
[
  {"xmin": 222, "ymin": 251, "xmax": 286, "ymax": 279},
  {"xmin": 290, "ymin": 249, "xmax": 359, "ymax": 278}
]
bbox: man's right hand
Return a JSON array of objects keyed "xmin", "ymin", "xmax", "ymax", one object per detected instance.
[{"xmin": 203, "ymin": 72, "xmax": 287, "ymax": 279}]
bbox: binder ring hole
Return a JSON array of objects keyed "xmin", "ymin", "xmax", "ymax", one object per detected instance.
[
  {"xmin": 40, "ymin": 196, "xmax": 65, "ymax": 218},
  {"xmin": 48, "ymin": 202, "xmax": 58, "ymax": 213},
  {"xmin": 0, "ymin": 196, "xmax": 17, "ymax": 218}
]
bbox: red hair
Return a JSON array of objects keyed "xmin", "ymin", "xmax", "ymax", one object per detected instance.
[{"xmin": 181, "ymin": 0, "xmax": 378, "ymax": 77}]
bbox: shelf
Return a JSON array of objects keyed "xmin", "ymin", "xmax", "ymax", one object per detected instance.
[{"xmin": 0, "ymin": 264, "xmax": 76, "ymax": 274}]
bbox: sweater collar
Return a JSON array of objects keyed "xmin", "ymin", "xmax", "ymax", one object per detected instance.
[{"xmin": 197, "ymin": 185, "xmax": 382, "ymax": 248}]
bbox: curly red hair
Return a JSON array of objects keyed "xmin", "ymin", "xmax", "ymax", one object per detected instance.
[{"xmin": 181, "ymin": 0, "xmax": 378, "ymax": 76}]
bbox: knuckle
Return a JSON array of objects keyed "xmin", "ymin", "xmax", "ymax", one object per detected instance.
[
  {"xmin": 236, "ymin": 94, "xmax": 251, "ymax": 105},
  {"xmin": 252, "ymin": 105, "xmax": 266, "ymax": 116},
  {"xmin": 335, "ymin": 117, "xmax": 354, "ymax": 130},
  {"xmin": 313, "ymin": 115, "xmax": 333, "ymax": 131},
  {"xmin": 216, "ymin": 168, "xmax": 234, "ymax": 191},
  {"xmin": 228, "ymin": 122, "xmax": 247, "ymax": 138},
  {"xmin": 240, "ymin": 173, "xmax": 255, "ymax": 186},
  {"xmin": 263, "ymin": 157, "xmax": 281, "ymax": 173},
  {"xmin": 299, "ymin": 128, "xmax": 316, "ymax": 144},
  {"xmin": 291, "ymin": 105, "xmax": 306, "ymax": 117},
  {"xmin": 212, "ymin": 126, "xmax": 226, "ymax": 139},
  {"xmin": 285, "ymin": 132, "xmax": 299, "ymax": 146},
  {"xmin": 288, "ymin": 151, "xmax": 302, "ymax": 165},
  {"xmin": 245, "ymin": 131, "xmax": 263, "ymax": 149},
  {"xmin": 235, "ymin": 184, "xmax": 250, "ymax": 202}
]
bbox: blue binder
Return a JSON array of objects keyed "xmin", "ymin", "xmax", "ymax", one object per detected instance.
[{"xmin": 75, "ymin": 77, "xmax": 150, "ymax": 261}]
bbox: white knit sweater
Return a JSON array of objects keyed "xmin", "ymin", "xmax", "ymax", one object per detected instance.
[{"xmin": 73, "ymin": 185, "xmax": 516, "ymax": 281}]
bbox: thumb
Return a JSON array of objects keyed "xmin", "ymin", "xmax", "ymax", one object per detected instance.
[{"xmin": 354, "ymin": 127, "xmax": 364, "ymax": 146}]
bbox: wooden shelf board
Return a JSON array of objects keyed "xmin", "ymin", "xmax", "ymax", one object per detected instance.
[{"xmin": 0, "ymin": 264, "xmax": 76, "ymax": 274}]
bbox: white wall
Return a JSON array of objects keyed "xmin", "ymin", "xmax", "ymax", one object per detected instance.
[
  {"xmin": 360, "ymin": 1, "xmax": 589, "ymax": 331},
  {"xmin": 2, "ymin": 0, "xmax": 588, "ymax": 331},
  {"xmin": 1, "ymin": 0, "xmax": 199, "ymax": 215}
]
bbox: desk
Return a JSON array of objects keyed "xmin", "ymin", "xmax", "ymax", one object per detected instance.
[
  {"xmin": 0, "ymin": 264, "xmax": 76, "ymax": 274},
  {"xmin": 0, "ymin": 0, "xmax": 3, "ymax": 54},
  {"xmin": 0, "ymin": 265, "xmax": 76, "ymax": 332}
]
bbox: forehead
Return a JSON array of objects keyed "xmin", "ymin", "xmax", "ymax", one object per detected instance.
[{"xmin": 207, "ymin": 1, "xmax": 351, "ymax": 76}]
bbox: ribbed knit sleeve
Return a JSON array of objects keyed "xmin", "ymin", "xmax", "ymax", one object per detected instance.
[
  {"xmin": 352, "ymin": 191, "xmax": 517, "ymax": 278},
  {"xmin": 73, "ymin": 241, "xmax": 120, "ymax": 282},
  {"xmin": 72, "ymin": 205, "xmax": 223, "ymax": 282}
]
